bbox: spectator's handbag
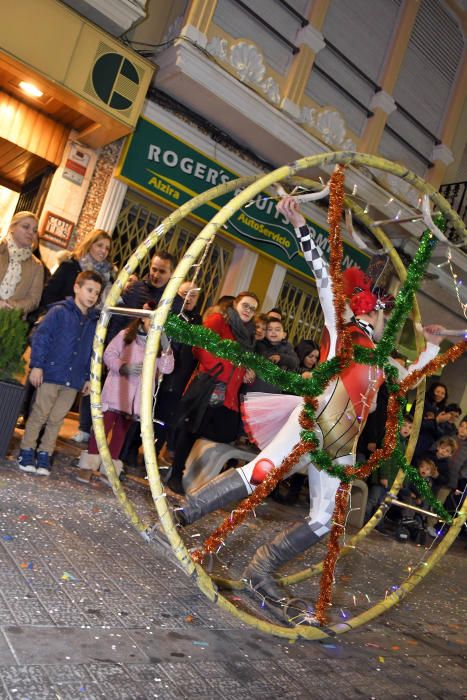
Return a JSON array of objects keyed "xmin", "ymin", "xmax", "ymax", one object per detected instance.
[{"xmin": 176, "ymin": 363, "xmax": 225, "ymax": 433}]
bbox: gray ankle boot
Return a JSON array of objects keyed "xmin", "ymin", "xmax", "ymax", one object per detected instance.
[
  {"xmin": 178, "ymin": 468, "xmax": 248, "ymax": 525},
  {"xmin": 242, "ymin": 520, "xmax": 320, "ymax": 602}
]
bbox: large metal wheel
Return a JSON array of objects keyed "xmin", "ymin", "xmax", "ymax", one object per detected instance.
[{"xmin": 90, "ymin": 152, "xmax": 466, "ymax": 640}]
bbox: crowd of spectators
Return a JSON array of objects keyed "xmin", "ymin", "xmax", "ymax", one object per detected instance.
[{"xmin": 1, "ymin": 211, "xmax": 465, "ymax": 540}]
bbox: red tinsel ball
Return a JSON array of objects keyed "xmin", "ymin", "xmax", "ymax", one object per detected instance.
[{"xmin": 250, "ymin": 458, "xmax": 275, "ymax": 485}]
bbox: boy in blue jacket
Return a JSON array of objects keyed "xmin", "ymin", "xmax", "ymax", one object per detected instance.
[{"xmin": 18, "ymin": 271, "xmax": 103, "ymax": 475}]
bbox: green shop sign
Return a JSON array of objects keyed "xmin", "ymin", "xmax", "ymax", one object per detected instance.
[{"xmin": 118, "ymin": 117, "xmax": 369, "ymax": 276}]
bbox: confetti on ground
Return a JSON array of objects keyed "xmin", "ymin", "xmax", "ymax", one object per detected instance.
[{"xmin": 61, "ymin": 572, "xmax": 77, "ymax": 581}]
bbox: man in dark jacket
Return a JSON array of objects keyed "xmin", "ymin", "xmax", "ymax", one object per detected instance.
[
  {"xmin": 154, "ymin": 281, "xmax": 202, "ymax": 458},
  {"xmin": 18, "ymin": 271, "xmax": 103, "ymax": 476},
  {"xmin": 108, "ymin": 250, "xmax": 181, "ymax": 341}
]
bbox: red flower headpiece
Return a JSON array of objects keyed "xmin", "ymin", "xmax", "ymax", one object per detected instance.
[{"xmin": 342, "ymin": 267, "xmax": 394, "ymax": 316}]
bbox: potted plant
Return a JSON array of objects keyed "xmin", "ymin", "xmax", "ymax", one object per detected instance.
[{"xmin": 0, "ymin": 309, "xmax": 28, "ymax": 457}]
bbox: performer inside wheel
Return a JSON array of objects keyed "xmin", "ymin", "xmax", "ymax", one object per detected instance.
[{"xmin": 174, "ymin": 195, "xmax": 446, "ymax": 609}]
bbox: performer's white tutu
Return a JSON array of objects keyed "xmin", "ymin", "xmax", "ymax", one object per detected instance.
[{"xmin": 241, "ymin": 392, "xmax": 303, "ymax": 450}]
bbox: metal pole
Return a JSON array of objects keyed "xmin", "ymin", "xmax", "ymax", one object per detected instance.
[
  {"xmin": 386, "ymin": 496, "xmax": 448, "ymax": 521},
  {"xmin": 105, "ymin": 306, "xmax": 154, "ymax": 319}
]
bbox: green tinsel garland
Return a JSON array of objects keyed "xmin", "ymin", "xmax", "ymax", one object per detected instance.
[
  {"xmin": 165, "ymin": 220, "xmax": 452, "ymax": 518},
  {"xmin": 165, "ymin": 315, "xmax": 342, "ymax": 397},
  {"xmin": 392, "ymin": 443, "xmax": 452, "ymax": 523},
  {"xmin": 374, "ymin": 226, "xmax": 439, "ymax": 365}
]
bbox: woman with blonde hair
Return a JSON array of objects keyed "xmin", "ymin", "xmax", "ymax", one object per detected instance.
[
  {"xmin": 41, "ymin": 228, "xmax": 115, "ymax": 308},
  {"xmin": 0, "ymin": 211, "xmax": 44, "ymax": 316}
]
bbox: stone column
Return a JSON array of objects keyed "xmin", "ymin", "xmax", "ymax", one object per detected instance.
[
  {"xmin": 427, "ymin": 145, "xmax": 455, "ymax": 190},
  {"xmin": 94, "ymin": 177, "xmax": 128, "ymax": 234},
  {"xmin": 182, "ymin": 0, "xmax": 218, "ymax": 48},
  {"xmin": 358, "ymin": 0, "xmax": 421, "ymax": 153},
  {"xmin": 220, "ymin": 245, "xmax": 258, "ymax": 297},
  {"xmin": 281, "ymin": 0, "xmax": 329, "ymax": 120},
  {"xmin": 261, "ymin": 264, "xmax": 287, "ymax": 313},
  {"xmin": 359, "ymin": 91, "xmax": 397, "ymax": 154},
  {"xmin": 427, "ymin": 58, "xmax": 467, "ymax": 188}
]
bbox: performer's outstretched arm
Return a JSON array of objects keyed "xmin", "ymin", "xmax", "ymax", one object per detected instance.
[
  {"xmin": 390, "ymin": 325, "xmax": 446, "ymax": 383},
  {"xmin": 277, "ymin": 197, "xmax": 337, "ymax": 346}
]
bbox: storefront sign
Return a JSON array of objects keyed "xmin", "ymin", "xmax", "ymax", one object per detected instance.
[
  {"xmin": 118, "ymin": 117, "xmax": 369, "ymax": 276},
  {"xmin": 40, "ymin": 212, "xmax": 75, "ymax": 248}
]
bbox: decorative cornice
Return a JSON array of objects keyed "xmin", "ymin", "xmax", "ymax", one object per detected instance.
[
  {"xmin": 370, "ymin": 90, "xmax": 397, "ymax": 115},
  {"xmin": 432, "ymin": 144, "xmax": 454, "ymax": 166},
  {"xmin": 298, "ymin": 106, "xmax": 356, "ymax": 151},
  {"xmin": 295, "ymin": 24, "xmax": 326, "ymax": 54},
  {"xmin": 154, "ymin": 40, "xmax": 327, "ymax": 164},
  {"xmin": 205, "ymin": 37, "xmax": 281, "ymax": 104}
]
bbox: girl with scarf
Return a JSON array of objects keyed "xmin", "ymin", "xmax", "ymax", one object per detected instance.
[
  {"xmin": 167, "ymin": 291, "xmax": 258, "ymax": 494},
  {"xmin": 41, "ymin": 228, "xmax": 115, "ymax": 309},
  {"xmin": 0, "ymin": 211, "xmax": 43, "ymax": 316}
]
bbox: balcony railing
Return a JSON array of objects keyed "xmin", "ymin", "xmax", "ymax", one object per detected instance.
[
  {"xmin": 439, "ymin": 180, "xmax": 467, "ymax": 248},
  {"xmin": 440, "ymin": 181, "xmax": 467, "ymax": 223}
]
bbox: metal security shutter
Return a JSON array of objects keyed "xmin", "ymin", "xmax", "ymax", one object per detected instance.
[
  {"xmin": 113, "ymin": 191, "xmax": 234, "ymax": 313},
  {"xmin": 276, "ymin": 272, "xmax": 323, "ymax": 346},
  {"xmin": 393, "ymin": 0, "xmax": 464, "ymax": 133},
  {"xmin": 384, "ymin": 0, "xmax": 465, "ymax": 173},
  {"xmin": 212, "ymin": 0, "xmax": 311, "ymax": 75},
  {"xmin": 306, "ymin": 0, "xmax": 402, "ymax": 135}
]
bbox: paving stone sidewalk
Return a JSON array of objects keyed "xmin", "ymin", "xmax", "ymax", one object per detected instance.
[{"xmin": 0, "ymin": 436, "xmax": 465, "ymax": 700}]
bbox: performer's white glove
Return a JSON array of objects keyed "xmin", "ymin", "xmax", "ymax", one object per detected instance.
[{"xmin": 277, "ymin": 196, "xmax": 306, "ymax": 229}]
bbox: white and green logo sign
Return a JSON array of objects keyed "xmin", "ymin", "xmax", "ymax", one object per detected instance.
[{"xmin": 119, "ymin": 118, "xmax": 369, "ymax": 276}]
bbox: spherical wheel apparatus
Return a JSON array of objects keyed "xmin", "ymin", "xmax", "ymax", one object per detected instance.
[{"xmin": 90, "ymin": 152, "xmax": 466, "ymax": 640}]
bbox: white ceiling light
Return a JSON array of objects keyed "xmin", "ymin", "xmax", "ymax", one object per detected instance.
[{"xmin": 19, "ymin": 81, "xmax": 43, "ymax": 98}]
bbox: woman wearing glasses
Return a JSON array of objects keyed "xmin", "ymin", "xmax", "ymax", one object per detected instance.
[{"xmin": 167, "ymin": 291, "xmax": 259, "ymax": 494}]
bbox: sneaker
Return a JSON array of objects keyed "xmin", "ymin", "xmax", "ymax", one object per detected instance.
[
  {"xmin": 71, "ymin": 430, "xmax": 90, "ymax": 443},
  {"xmin": 36, "ymin": 451, "xmax": 51, "ymax": 476},
  {"xmin": 426, "ymin": 525, "xmax": 438, "ymax": 538},
  {"xmin": 18, "ymin": 448, "xmax": 36, "ymax": 473}
]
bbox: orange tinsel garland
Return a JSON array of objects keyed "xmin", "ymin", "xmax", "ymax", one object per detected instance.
[
  {"xmin": 352, "ymin": 340, "xmax": 467, "ymax": 483},
  {"xmin": 314, "ymin": 482, "xmax": 351, "ymax": 623},
  {"xmin": 399, "ymin": 340, "xmax": 467, "ymax": 395},
  {"xmin": 191, "ymin": 440, "xmax": 312, "ymax": 564},
  {"xmin": 313, "ymin": 164, "xmax": 357, "ymax": 624},
  {"xmin": 327, "ymin": 165, "xmax": 353, "ymax": 365}
]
